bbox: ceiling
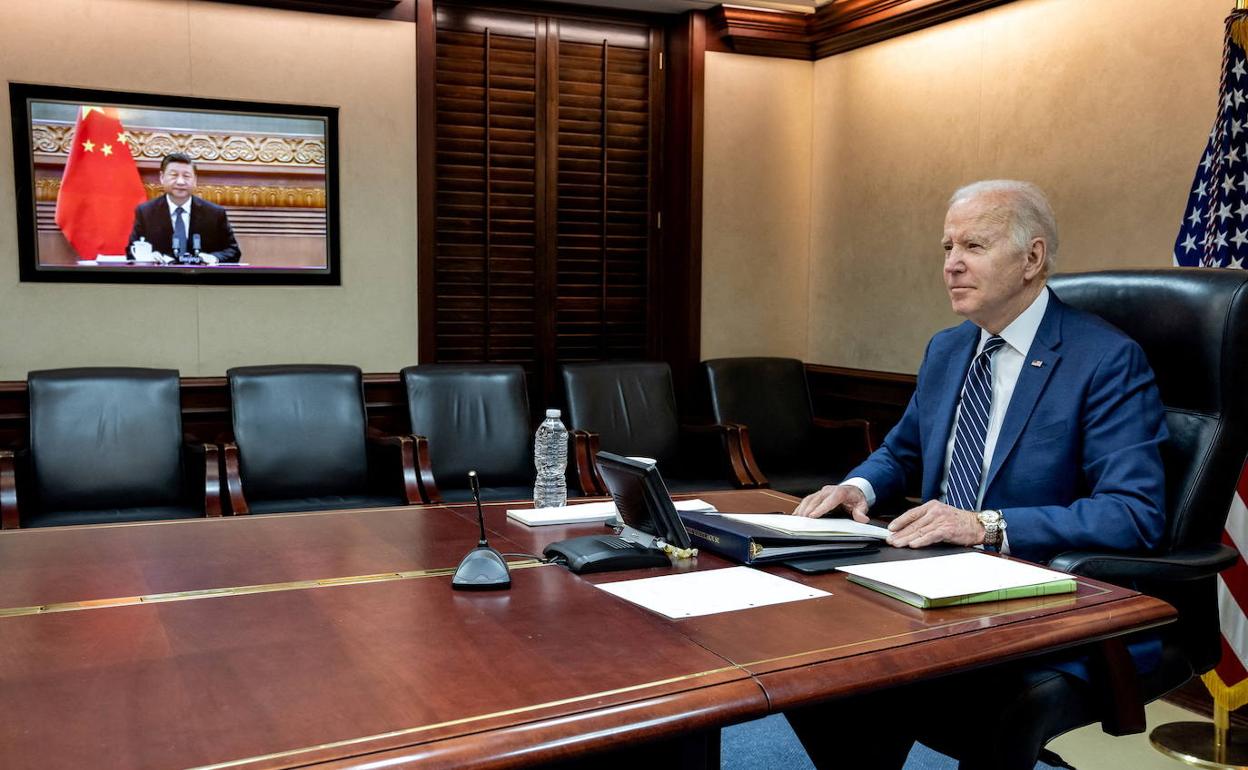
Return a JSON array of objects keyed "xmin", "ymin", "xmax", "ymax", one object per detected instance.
[{"xmin": 540, "ymin": 0, "xmax": 828, "ymax": 14}]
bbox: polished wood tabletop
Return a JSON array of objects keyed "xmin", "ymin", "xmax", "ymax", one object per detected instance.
[{"xmin": 0, "ymin": 489, "xmax": 1175, "ymax": 769}]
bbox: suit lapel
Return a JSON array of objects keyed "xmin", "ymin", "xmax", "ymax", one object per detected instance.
[
  {"xmin": 923, "ymin": 323, "xmax": 978, "ymax": 498},
  {"xmin": 149, "ymin": 198, "xmax": 172, "ymax": 254},
  {"xmin": 187, "ymin": 197, "xmax": 203, "ymax": 247},
  {"xmin": 982, "ymin": 293, "xmax": 1064, "ymax": 493}
]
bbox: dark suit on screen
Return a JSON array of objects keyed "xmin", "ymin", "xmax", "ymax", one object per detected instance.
[
  {"xmin": 127, "ymin": 195, "xmax": 242, "ymax": 263},
  {"xmin": 849, "ymin": 289, "xmax": 1167, "ymax": 563}
]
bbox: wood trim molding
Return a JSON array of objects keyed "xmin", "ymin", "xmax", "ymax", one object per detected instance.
[
  {"xmin": 812, "ymin": 0, "xmax": 1018, "ymax": 57},
  {"xmin": 660, "ymin": 11, "xmax": 707, "ymax": 409},
  {"xmin": 415, "ymin": 0, "xmax": 437, "ymax": 362},
  {"xmin": 707, "ymin": 6, "xmax": 814, "ymax": 60},
  {"xmin": 710, "ymin": 0, "xmax": 1020, "ymax": 60}
]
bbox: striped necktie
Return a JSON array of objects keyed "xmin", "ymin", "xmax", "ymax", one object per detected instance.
[{"xmin": 945, "ymin": 335, "xmax": 1007, "ymax": 511}]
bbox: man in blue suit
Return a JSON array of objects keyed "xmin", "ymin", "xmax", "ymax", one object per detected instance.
[{"xmin": 786, "ymin": 180, "xmax": 1167, "ymax": 769}]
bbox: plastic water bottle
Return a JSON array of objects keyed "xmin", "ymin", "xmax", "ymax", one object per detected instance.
[{"xmin": 533, "ymin": 408, "xmax": 568, "ymax": 509}]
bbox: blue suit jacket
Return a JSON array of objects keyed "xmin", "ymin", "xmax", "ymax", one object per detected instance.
[{"xmin": 847, "ymin": 289, "xmax": 1168, "ymax": 564}]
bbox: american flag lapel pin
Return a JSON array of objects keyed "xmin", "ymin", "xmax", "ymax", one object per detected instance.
[{"xmin": 1031, "ymin": 359, "xmax": 1044, "ymax": 368}]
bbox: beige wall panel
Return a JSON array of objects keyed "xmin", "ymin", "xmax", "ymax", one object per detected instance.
[
  {"xmin": 975, "ymin": 0, "xmax": 1226, "ymax": 269},
  {"xmin": 808, "ymin": 0, "xmax": 1229, "ymax": 374},
  {"xmin": 702, "ymin": 52, "xmax": 813, "ymax": 361},
  {"xmin": 0, "ymin": 0, "xmax": 417, "ymax": 380},
  {"xmin": 186, "ymin": 2, "xmax": 418, "ymax": 373},
  {"xmin": 809, "ymin": 22, "xmax": 983, "ymax": 373}
]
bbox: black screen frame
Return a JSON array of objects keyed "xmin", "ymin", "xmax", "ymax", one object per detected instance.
[
  {"xmin": 9, "ymin": 82, "xmax": 341, "ymax": 286},
  {"xmin": 595, "ymin": 451, "xmax": 693, "ymax": 549}
]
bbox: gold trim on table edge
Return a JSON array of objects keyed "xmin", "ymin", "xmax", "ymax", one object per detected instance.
[
  {"xmin": 185, "ymin": 665, "xmax": 744, "ymax": 770},
  {"xmin": 0, "ymin": 560, "xmax": 548, "ymax": 618}
]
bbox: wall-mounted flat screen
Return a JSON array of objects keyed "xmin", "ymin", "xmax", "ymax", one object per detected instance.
[{"xmin": 10, "ymin": 83, "xmax": 339, "ymax": 285}]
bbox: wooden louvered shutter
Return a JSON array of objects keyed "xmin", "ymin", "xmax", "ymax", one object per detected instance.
[
  {"xmin": 432, "ymin": 11, "xmax": 540, "ymax": 367},
  {"xmin": 424, "ymin": 6, "xmax": 661, "ymax": 409},
  {"xmin": 553, "ymin": 22, "xmax": 656, "ymax": 363}
]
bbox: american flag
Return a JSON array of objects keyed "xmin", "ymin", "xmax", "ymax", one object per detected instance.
[{"xmin": 1179, "ymin": 8, "xmax": 1248, "ymax": 712}]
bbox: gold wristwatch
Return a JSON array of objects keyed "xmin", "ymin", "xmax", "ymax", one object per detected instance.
[{"xmin": 977, "ymin": 509, "xmax": 1006, "ymax": 550}]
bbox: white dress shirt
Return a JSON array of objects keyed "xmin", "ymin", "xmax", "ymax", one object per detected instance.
[
  {"xmin": 845, "ymin": 288, "xmax": 1051, "ymax": 551},
  {"xmin": 165, "ymin": 195, "xmax": 191, "ymax": 244}
]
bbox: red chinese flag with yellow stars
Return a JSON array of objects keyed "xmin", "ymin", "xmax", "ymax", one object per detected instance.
[{"xmin": 54, "ymin": 106, "xmax": 147, "ymax": 259}]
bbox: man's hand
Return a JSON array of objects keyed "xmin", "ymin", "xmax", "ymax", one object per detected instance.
[
  {"xmin": 202, "ymin": 253, "xmax": 220, "ymax": 265},
  {"xmin": 792, "ymin": 484, "xmax": 869, "ymax": 522},
  {"xmin": 154, "ymin": 252, "xmax": 175, "ymax": 264},
  {"xmin": 887, "ymin": 500, "xmax": 985, "ymax": 548}
]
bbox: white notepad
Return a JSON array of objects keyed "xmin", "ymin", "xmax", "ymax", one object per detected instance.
[
  {"xmin": 506, "ymin": 498, "xmax": 716, "ymax": 526},
  {"xmin": 836, "ymin": 552, "xmax": 1077, "ymax": 608},
  {"xmin": 597, "ymin": 566, "xmax": 830, "ymax": 618}
]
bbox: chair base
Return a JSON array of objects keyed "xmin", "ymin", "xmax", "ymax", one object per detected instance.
[{"xmin": 1151, "ymin": 721, "xmax": 1248, "ymax": 768}]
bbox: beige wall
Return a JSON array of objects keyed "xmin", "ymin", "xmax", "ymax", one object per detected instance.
[
  {"xmin": 701, "ymin": 52, "xmax": 812, "ymax": 360},
  {"xmin": 0, "ymin": 0, "xmax": 417, "ymax": 379},
  {"xmin": 807, "ymin": 0, "xmax": 1228, "ymax": 373}
]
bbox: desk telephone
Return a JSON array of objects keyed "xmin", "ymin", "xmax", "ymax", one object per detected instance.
[{"xmin": 543, "ymin": 534, "xmax": 670, "ymax": 574}]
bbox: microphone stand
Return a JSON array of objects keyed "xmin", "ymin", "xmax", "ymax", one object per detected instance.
[{"xmin": 451, "ymin": 471, "xmax": 511, "ymax": 590}]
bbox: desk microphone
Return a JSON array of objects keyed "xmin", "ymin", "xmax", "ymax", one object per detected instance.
[{"xmin": 451, "ymin": 471, "xmax": 511, "ymax": 591}]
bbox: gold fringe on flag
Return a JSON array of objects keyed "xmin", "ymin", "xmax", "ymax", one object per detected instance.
[
  {"xmin": 1232, "ymin": 16, "xmax": 1248, "ymax": 54},
  {"xmin": 1203, "ymin": 668, "xmax": 1248, "ymax": 712}
]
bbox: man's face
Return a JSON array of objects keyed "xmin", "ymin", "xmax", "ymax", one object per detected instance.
[
  {"xmin": 160, "ymin": 161, "xmax": 196, "ymax": 203},
  {"xmin": 941, "ymin": 193, "xmax": 1036, "ymax": 332}
]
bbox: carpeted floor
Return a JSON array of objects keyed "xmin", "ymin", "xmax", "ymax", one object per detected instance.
[{"xmin": 721, "ymin": 714, "xmax": 1065, "ymax": 770}]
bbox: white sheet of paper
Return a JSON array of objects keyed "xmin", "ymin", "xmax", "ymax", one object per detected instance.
[
  {"xmin": 596, "ymin": 566, "xmax": 830, "ymax": 619},
  {"xmin": 720, "ymin": 512, "xmax": 889, "ymax": 539},
  {"xmin": 836, "ymin": 552, "xmax": 1073, "ymax": 600},
  {"xmin": 507, "ymin": 498, "xmax": 716, "ymax": 526}
]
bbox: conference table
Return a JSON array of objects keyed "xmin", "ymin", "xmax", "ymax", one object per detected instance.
[{"xmin": 0, "ymin": 489, "xmax": 1175, "ymax": 769}]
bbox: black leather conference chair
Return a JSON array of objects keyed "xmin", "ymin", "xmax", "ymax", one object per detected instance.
[
  {"xmin": 702, "ymin": 357, "xmax": 873, "ymax": 498},
  {"xmin": 401, "ymin": 363, "xmax": 546, "ymax": 503},
  {"xmin": 561, "ymin": 361, "xmax": 755, "ymax": 495},
  {"xmin": 989, "ymin": 269, "xmax": 1248, "ymax": 763},
  {"xmin": 222, "ymin": 365, "xmax": 420, "ymax": 514},
  {"xmin": 0, "ymin": 367, "xmax": 220, "ymax": 528}
]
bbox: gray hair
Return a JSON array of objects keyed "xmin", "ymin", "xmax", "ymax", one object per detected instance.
[{"xmin": 949, "ymin": 180, "xmax": 1059, "ymax": 274}]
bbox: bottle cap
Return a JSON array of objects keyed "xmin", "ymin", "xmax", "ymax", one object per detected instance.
[{"xmin": 545, "ymin": 408, "xmax": 561, "ymax": 418}]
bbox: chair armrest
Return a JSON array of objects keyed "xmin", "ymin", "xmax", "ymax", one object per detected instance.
[
  {"xmin": 0, "ymin": 449, "xmax": 19, "ymax": 529},
  {"xmin": 1048, "ymin": 544, "xmax": 1239, "ymax": 585},
  {"xmin": 570, "ymin": 430, "xmax": 605, "ymax": 496},
  {"xmin": 410, "ymin": 434, "xmax": 442, "ymax": 504},
  {"xmin": 222, "ymin": 442, "xmax": 249, "ymax": 515},
  {"xmin": 812, "ymin": 416, "xmax": 875, "ymax": 457},
  {"xmin": 721, "ymin": 422, "xmax": 769, "ymax": 488},
  {"xmin": 679, "ymin": 422, "xmax": 759, "ymax": 488},
  {"xmin": 181, "ymin": 442, "xmax": 222, "ymax": 517},
  {"xmin": 365, "ymin": 432, "xmax": 423, "ymax": 505}
]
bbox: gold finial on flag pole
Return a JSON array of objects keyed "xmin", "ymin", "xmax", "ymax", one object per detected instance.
[{"xmin": 1239, "ymin": 0, "xmax": 1248, "ymax": 11}]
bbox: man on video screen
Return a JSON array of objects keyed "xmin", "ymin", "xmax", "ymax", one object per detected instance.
[{"xmin": 127, "ymin": 152, "xmax": 241, "ymax": 264}]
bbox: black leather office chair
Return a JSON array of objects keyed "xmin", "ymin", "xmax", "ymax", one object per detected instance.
[
  {"xmin": 223, "ymin": 365, "xmax": 419, "ymax": 514},
  {"xmin": 0, "ymin": 367, "xmax": 220, "ymax": 528},
  {"xmin": 702, "ymin": 357, "xmax": 873, "ymax": 497},
  {"xmin": 918, "ymin": 267, "xmax": 1248, "ymax": 763},
  {"xmin": 1004, "ymin": 269, "xmax": 1248, "ymax": 760},
  {"xmin": 561, "ymin": 361, "xmax": 754, "ymax": 495},
  {"xmin": 400, "ymin": 364, "xmax": 543, "ymax": 503}
]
